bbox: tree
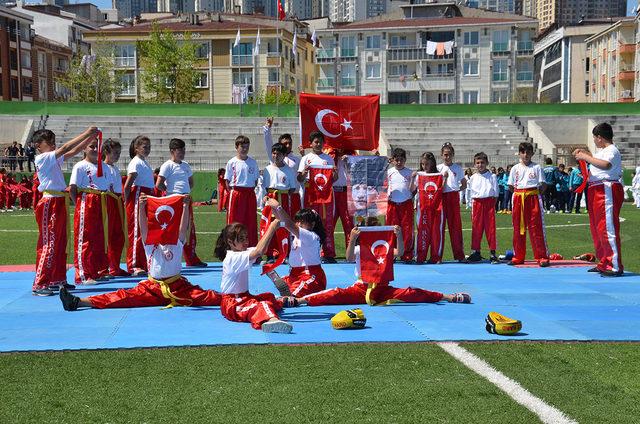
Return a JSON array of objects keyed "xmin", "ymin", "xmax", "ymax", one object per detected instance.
[
  {"xmin": 138, "ymin": 24, "xmax": 199, "ymax": 103},
  {"xmin": 56, "ymin": 39, "xmax": 119, "ymax": 102}
]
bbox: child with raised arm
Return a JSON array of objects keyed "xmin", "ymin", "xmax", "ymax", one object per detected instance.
[
  {"xmin": 156, "ymin": 138, "xmax": 206, "ymax": 267},
  {"xmin": 285, "ymin": 218, "xmax": 470, "ymax": 307},
  {"xmin": 466, "ymin": 152, "xmax": 499, "ymax": 263},
  {"xmin": 508, "ymin": 142, "xmax": 550, "ymax": 267},
  {"xmin": 124, "ymin": 135, "xmax": 154, "ymax": 276},
  {"xmin": 103, "ymin": 139, "xmax": 129, "ymax": 277},
  {"xmin": 32, "ymin": 127, "xmax": 98, "ymax": 296},
  {"xmin": 69, "ymin": 138, "xmax": 111, "ymax": 285},
  {"xmin": 215, "ymin": 219, "xmax": 292, "ymax": 333},
  {"xmin": 59, "ymin": 194, "xmax": 222, "ymax": 310},
  {"xmin": 386, "ymin": 148, "xmax": 415, "ymax": 263}
]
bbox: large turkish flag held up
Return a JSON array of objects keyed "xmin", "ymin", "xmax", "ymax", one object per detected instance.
[
  {"xmin": 145, "ymin": 194, "xmax": 184, "ymax": 245},
  {"xmin": 307, "ymin": 165, "xmax": 334, "ymax": 204},
  {"xmin": 359, "ymin": 226, "xmax": 395, "ymax": 285},
  {"xmin": 299, "ymin": 93, "xmax": 380, "ymax": 151}
]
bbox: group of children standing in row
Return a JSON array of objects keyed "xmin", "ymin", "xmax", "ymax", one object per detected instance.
[{"xmin": 0, "ymin": 170, "xmax": 36, "ymax": 211}]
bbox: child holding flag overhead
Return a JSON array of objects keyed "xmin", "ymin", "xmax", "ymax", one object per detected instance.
[
  {"xmin": 32, "ymin": 127, "xmax": 98, "ymax": 296},
  {"xmin": 103, "ymin": 139, "xmax": 129, "ymax": 277},
  {"xmin": 286, "ymin": 218, "xmax": 470, "ymax": 307},
  {"xmin": 59, "ymin": 194, "xmax": 222, "ymax": 310},
  {"xmin": 466, "ymin": 152, "xmax": 499, "ymax": 263},
  {"xmin": 156, "ymin": 138, "xmax": 206, "ymax": 267}
]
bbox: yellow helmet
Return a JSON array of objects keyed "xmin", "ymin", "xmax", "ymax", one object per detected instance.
[
  {"xmin": 485, "ymin": 312, "xmax": 522, "ymax": 336},
  {"xmin": 331, "ymin": 309, "xmax": 367, "ymax": 330}
]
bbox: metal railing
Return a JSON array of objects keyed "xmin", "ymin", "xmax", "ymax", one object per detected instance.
[
  {"xmin": 317, "ymin": 78, "xmax": 335, "ymax": 88},
  {"xmin": 114, "ymin": 57, "xmax": 135, "ymax": 67},
  {"xmin": 316, "ymin": 48, "xmax": 336, "ymax": 59},
  {"xmin": 423, "ymin": 71, "xmax": 455, "ymax": 78},
  {"xmin": 340, "ymin": 77, "xmax": 355, "ymax": 87},
  {"xmin": 517, "ymin": 71, "xmax": 533, "ymax": 81},
  {"xmin": 492, "ymin": 43, "xmax": 509, "ymax": 52},
  {"xmin": 231, "ymin": 55, "xmax": 253, "ymax": 66},
  {"xmin": 517, "ymin": 41, "xmax": 533, "ymax": 51},
  {"xmin": 493, "ymin": 73, "xmax": 508, "ymax": 82}
]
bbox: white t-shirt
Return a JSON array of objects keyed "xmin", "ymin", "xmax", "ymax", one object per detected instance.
[
  {"xmin": 159, "ymin": 160, "xmax": 193, "ymax": 194},
  {"xmin": 508, "ymin": 162, "xmax": 544, "ymax": 189},
  {"xmin": 468, "ymin": 171, "xmax": 499, "ymax": 198},
  {"xmin": 106, "ymin": 163, "xmax": 123, "ymax": 194},
  {"xmin": 387, "ymin": 167, "xmax": 413, "ymax": 203},
  {"xmin": 333, "ymin": 156, "xmax": 348, "ymax": 187},
  {"xmin": 437, "ymin": 163, "xmax": 464, "ymax": 193},
  {"xmin": 144, "ymin": 240, "xmax": 184, "ymax": 280},
  {"xmin": 127, "ymin": 156, "xmax": 154, "ymax": 188},
  {"xmin": 220, "ymin": 248, "xmax": 255, "ymax": 294},
  {"xmin": 35, "ymin": 151, "xmax": 66, "ymax": 195},
  {"xmin": 225, "ymin": 156, "xmax": 259, "ymax": 188},
  {"xmin": 298, "ymin": 152, "xmax": 334, "ymax": 174},
  {"xmin": 263, "ymin": 163, "xmax": 296, "ymax": 191},
  {"xmin": 70, "ymin": 160, "xmax": 110, "ymax": 191},
  {"xmin": 288, "ymin": 227, "xmax": 322, "ymax": 268},
  {"xmin": 588, "ymin": 144, "xmax": 622, "ymax": 183}
]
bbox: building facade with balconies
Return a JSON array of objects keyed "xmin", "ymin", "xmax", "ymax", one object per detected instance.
[
  {"xmin": 0, "ymin": 5, "xmax": 34, "ymax": 101},
  {"xmin": 82, "ymin": 13, "xmax": 315, "ymax": 103},
  {"xmin": 315, "ymin": 3, "xmax": 537, "ymax": 104},
  {"xmin": 585, "ymin": 17, "xmax": 637, "ymax": 103}
]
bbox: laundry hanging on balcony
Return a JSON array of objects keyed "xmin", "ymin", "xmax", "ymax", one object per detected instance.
[{"xmin": 425, "ymin": 40, "xmax": 454, "ymax": 56}]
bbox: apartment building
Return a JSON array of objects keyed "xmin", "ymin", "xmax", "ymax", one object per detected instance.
[
  {"xmin": 524, "ymin": 0, "xmax": 627, "ymax": 32},
  {"xmin": 533, "ymin": 23, "xmax": 609, "ymax": 102},
  {"xmin": 82, "ymin": 13, "xmax": 316, "ymax": 103},
  {"xmin": 0, "ymin": 5, "xmax": 34, "ymax": 100},
  {"xmin": 466, "ymin": 0, "xmax": 516, "ymax": 14},
  {"xmin": 315, "ymin": 2, "xmax": 537, "ymax": 104},
  {"xmin": 32, "ymin": 34, "xmax": 73, "ymax": 101},
  {"xmin": 586, "ymin": 17, "xmax": 637, "ymax": 103}
]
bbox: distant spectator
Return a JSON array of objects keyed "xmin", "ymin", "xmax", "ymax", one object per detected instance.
[
  {"xmin": 17, "ymin": 144, "xmax": 25, "ymax": 171},
  {"xmin": 555, "ymin": 164, "xmax": 570, "ymax": 213},
  {"xmin": 25, "ymin": 141, "xmax": 36, "ymax": 172},
  {"xmin": 6, "ymin": 142, "xmax": 19, "ymax": 171}
]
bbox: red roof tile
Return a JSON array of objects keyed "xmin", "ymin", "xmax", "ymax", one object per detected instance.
[{"xmin": 335, "ymin": 16, "xmax": 535, "ymax": 30}]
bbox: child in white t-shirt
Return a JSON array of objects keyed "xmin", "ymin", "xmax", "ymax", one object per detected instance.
[{"xmin": 466, "ymin": 152, "xmax": 499, "ymax": 263}]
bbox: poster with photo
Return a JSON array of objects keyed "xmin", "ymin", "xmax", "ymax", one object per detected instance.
[{"xmin": 346, "ymin": 156, "xmax": 388, "ymax": 225}]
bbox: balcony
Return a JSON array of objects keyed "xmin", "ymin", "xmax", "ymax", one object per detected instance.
[
  {"xmin": 618, "ymin": 70, "xmax": 635, "ymax": 81},
  {"xmin": 492, "ymin": 73, "xmax": 508, "ymax": 82},
  {"xmin": 492, "ymin": 43, "xmax": 510, "ymax": 54},
  {"xmin": 340, "ymin": 48, "xmax": 356, "ymax": 58},
  {"xmin": 340, "ymin": 77, "xmax": 356, "ymax": 88},
  {"xmin": 118, "ymin": 86, "xmax": 136, "ymax": 96},
  {"xmin": 517, "ymin": 71, "xmax": 533, "ymax": 81},
  {"xmin": 316, "ymin": 48, "xmax": 336, "ymax": 62},
  {"xmin": 231, "ymin": 55, "xmax": 253, "ymax": 66},
  {"xmin": 114, "ymin": 57, "xmax": 135, "ymax": 67},
  {"xmin": 517, "ymin": 41, "xmax": 533, "ymax": 55},
  {"xmin": 423, "ymin": 71, "xmax": 454, "ymax": 78},
  {"xmin": 317, "ymin": 78, "xmax": 335, "ymax": 89},
  {"xmin": 619, "ymin": 90, "xmax": 634, "ymax": 102},
  {"xmin": 387, "ymin": 46, "xmax": 454, "ymax": 62},
  {"xmin": 619, "ymin": 43, "xmax": 635, "ymax": 55}
]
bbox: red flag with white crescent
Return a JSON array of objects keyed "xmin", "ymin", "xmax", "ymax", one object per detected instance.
[
  {"xmin": 307, "ymin": 165, "xmax": 333, "ymax": 204},
  {"xmin": 96, "ymin": 129, "xmax": 104, "ymax": 177},
  {"xmin": 259, "ymin": 204, "xmax": 290, "ymax": 275},
  {"xmin": 277, "ymin": 0, "xmax": 285, "ymax": 20},
  {"xmin": 299, "ymin": 93, "xmax": 380, "ymax": 151},
  {"xmin": 417, "ymin": 172, "xmax": 444, "ymax": 209},
  {"xmin": 359, "ymin": 226, "xmax": 395, "ymax": 284},
  {"xmin": 145, "ymin": 194, "xmax": 184, "ymax": 245},
  {"xmin": 574, "ymin": 160, "xmax": 589, "ymax": 194}
]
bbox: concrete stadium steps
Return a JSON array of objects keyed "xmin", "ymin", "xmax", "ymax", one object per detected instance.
[{"xmin": 603, "ymin": 116, "xmax": 640, "ymax": 167}]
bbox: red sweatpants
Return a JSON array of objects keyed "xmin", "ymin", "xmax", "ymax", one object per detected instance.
[
  {"xmin": 221, "ymin": 292, "xmax": 283, "ymax": 330},
  {"xmin": 303, "ymin": 281, "xmax": 443, "ymax": 306},
  {"xmin": 0, "ymin": 186, "xmax": 5, "ymax": 208},
  {"xmin": 106, "ymin": 193, "xmax": 127, "ymax": 276},
  {"xmin": 442, "ymin": 191, "xmax": 465, "ymax": 261},
  {"xmin": 512, "ymin": 190, "xmax": 549, "ymax": 263},
  {"xmin": 471, "ymin": 197, "xmax": 497, "ymax": 251},
  {"xmin": 183, "ymin": 202, "xmax": 202, "ymax": 265},
  {"xmin": 6, "ymin": 190, "xmax": 16, "ymax": 209},
  {"xmin": 88, "ymin": 277, "xmax": 222, "ymax": 309},
  {"xmin": 34, "ymin": 196, "xmax": 68, "ymax": 290},
  {"xmin": 387, "ymin": 199, "xmax": 414, "ymax": 261},
  {"xmin": 227, "ymin": 186, "xmax": 258, "ymax": 247},
  {"xmin": 283, "ymin": 265, "xmax": 327, "ymax": 297},
  {"xmin": 588, "ymin": 181, "xmax": 624, "ymax": 273},
  {"xmin": 290, "ymin": 192, "xmax": 301, "ymax": 218},
  {"xmin": 74, "ymin": 192, "xmax": 108, "ymax": 283},
  {"xmin": 125, "ymin": 186, "xmax": 153, "ymax": 272},
  {"xmin": 333, "ymin": 190, "xmax": 353, "ymax": 249},
  {"xmin": 308, "ymin": 201, "xmax": 336, "ymax": 258},
  {"xmin": 416, "ymin": 201, "xmax": 444, "ymax": 264},
  {"xmin": 20, "ymin": 192, "xmax": 31, "ymax": 209}
]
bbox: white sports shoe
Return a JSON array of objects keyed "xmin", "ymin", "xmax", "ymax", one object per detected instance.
[{"xmin": 262, "ymin": 320, "xmax": 293, "ymax": 334}]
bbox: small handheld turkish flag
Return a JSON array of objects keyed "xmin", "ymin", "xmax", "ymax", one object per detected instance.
[
  {"xmin": 359, "ymin": 226, "xmax": 395, "ymax": 285},
  {"xmin": 417, "ymin": 172, "xmax": 444, "ymax": 209},
  {"xmin": 307, "ymin": 165, "xmax": 334, "ymax": 204},
  {"xmin": 299, "ymin": 93, "xmax": 380, "ymax": 151},
  {"xmin": 145, "ymin": 194, "xmax": 184, "ymax": 245}
]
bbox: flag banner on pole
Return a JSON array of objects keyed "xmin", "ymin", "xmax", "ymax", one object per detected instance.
[
  {"xmin": 233, "ymin": 29, "xmax": 241, "ymax": 48},
  {"xmin": 253, "ymin": 28, "xmax": 261, "ymax": 56},
  {"xmin": 145, "ymin": 194, "xmax": 184, "ymax": 245},
  {"xmin": 346, "ymin": 156, "xmax": 388, "ymax": 223},
  {"xmin": 299, "ymin": 93, "xmax": 380, "ymax": 151},
  {"xmin": 359, "ymin": 226, "xmax": 395, "ymax": 284},
  {"xmin": 277, "ymin": 0, "xmax": 285, "ymax": 20},
  {"xmin": 307, "ymin": 165, "xmax": 334, "ymax": 204}
]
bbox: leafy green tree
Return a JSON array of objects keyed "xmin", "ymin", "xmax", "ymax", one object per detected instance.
[{"xmin": 138, "ymin": 24, "xmax": 199, "ymax": 103}]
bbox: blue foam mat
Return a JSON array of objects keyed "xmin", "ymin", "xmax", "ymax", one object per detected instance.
[{"xmin": 1, "ymin": 262, "xmax": 640, "ymax": 352}]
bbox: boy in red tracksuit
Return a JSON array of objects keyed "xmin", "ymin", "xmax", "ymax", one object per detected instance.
[
  {"xmin": 225, "ymin": 135, "xmax": 259, "ymax": 247},
  {"xmin": 507, "ymin": 142, "xmax": 550, "ymax": 267},
  {"xmin": 157, "ymin": 138, "xmax": 206, "ymax": 267},
  {"xmin": 437, "ymin": 143, "xmax": 466, "ymax": 262},
  {"xmin": 103, "ymin": 139, "xmax": 130, "ymax": 277},
  {"xmin": 19, "ymin": 176, "xmax": 32, "ymax": 209},
  {"xmin": 32, "ymin": 127, "xmax": 98, "ymax": 296},
  {"xmin": 0, "ymin": 168, "xmax": 6, "ymax": 211},
  {"xmin": 467, "ymin": 152, "xmax": 499, "ymax": 264},
  {"xmin": 5, "ymin": 172, "xmax": 17, "ymax": 210},
  {"xmin": 386, "ymin": 148, "xmax": 414, "ymax": 263},
  {"xmin": 285, "ymin": 220, "xmax": 470, "ymax": 307},
  {"xmin": 573, "ymin": 123, "xmax": 624, "ymax": 277},
  {"xmin": 59, "ymin": 194, "xmax": 222, "ymax": 310},
  {"xmin": 69, "ymin": 139, "xmax": 111, "ymax": 285}
]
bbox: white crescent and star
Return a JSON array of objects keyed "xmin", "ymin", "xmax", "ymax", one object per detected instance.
[
  {"xmin": 370, "ymin": 240, "xmax": 390, "ymax": 264},
  {"xmin": 423, "ymin": 181, "xmax": 439, "ymax": 200},
  {"xmin": 314, "ymin": 173, "xmax": 328, "ymax": 190},
  {"xmin": 314, "ymin": 109, "xmax": 353, "ymax": 138},
  {"xmin": 155, "ymin": 205, "xmax": 175, "ymax": 230}
]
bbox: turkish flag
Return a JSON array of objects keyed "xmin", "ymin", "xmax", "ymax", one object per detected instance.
[
  {"xmin": 417, "ymin": 172, "xmax": 444, "ymax": 208},
  {"xmin": 145, "ymin": 194, "xmax": 184, "ymax": 245},
  {"xmin": 307, "ymin": 165, "xmax": 334, "ymax": 204},
  {"xmin": 299, "ymin": 93, "xmax": 380, "ymax": 151},
  {"xmin": 260, "ymin": 204, "xmax": 290, "ymax": 275},
  {"xmin": 359, "ymin": 226, "xmax": 395, "ymax": 285},
  {"xmin": 277, "ymin": 0, "xmax": 285, "ymax": 20}
]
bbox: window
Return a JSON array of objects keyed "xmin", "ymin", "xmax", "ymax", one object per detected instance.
[
  {"xmin": 390, "ymin": 64, "xmax": 408, "ymax": 76},
  {"xmin": 366, "ymin": 63, "xmax": 381, "ymax": 79},
  {"xmin": 341, "ymin": 64, "xmax": 356, "ymax": 87},
  {"xmin": 38, "ymin": 77, "xmax": 47, "ymax": 100},
  {"xmin": 10, "ymin": 50, "xmax": 18, "ymax": 70},
  {"xmin": 21, "ymin": 51, "xmax": 31, "ymax": 69},
  {"xmin": 438, "ymin": 92, "xmax": 453, "ymax": 104},
  {"xmin": 114, "ymin": 44, "xmax": 135, "ymax": 67},
  {"xmin": 463, "ymin": 60, "xmax": 478, "ymax": 76},
  {"xmin": 22, "ymin": 78, "xmax": 33, "ymax": 96},
  {"xmin": 195, "ymin": 42, "xmax": 209, "ymax": 59},
  {"xmin": 10, "ymin": 77, "xmax": 19, "ymax": 98},
  {"xmin": 463, "ymin": 91, "xmax": 479, "ymax": 104},
  {"xmin": 585, "ymin": 57, "xmax": 590, "ymax": 72},
  {"xmin": 463, "ymin": 31, "xmax": 479, "ymax": 46},
  {"xmin": 517, "ymin": 60, "xmax": 533, "ymax": 81},
  {"xmin": 390, "ymin": 35, "xmax": 409, "ymax": 47},
  {"xmin": 492, "ymin": 30, "xmax": 509, "ymax": 52},
  {"xmin": 267, "ymin": 39, "xmax": 281, "ymax": 55},
  {"xmin": 56, "ymin": 58, "xmax": 68, "ymax": 72},
  {"xmin": 232, "ymin": 42, "xmax": 253, "ymax": 66},
  {"xmin": 584, "ymin": 80, "xmax": 589, "ymax": 96},
  {"xmin": 518, "ymin": 30, "xmax": 533, "ymax": 51},
  {"xmin": 268, "ymin": 68, "xmax": 279, "ymax": 83},
  {"xmin": 492, "ymin": 89, "xmax": 509, "ymax": 103},
  {"xmin": 366, "ymin": 35, "xmax": 381, "ymax": 49},
  {"xmin": 341, "ymin": 36, "xmax": 356, "ymax": 57},
  {"xmin": 195, "ymin": 72, "xmax": 208, "ymax": 88},
  {"xmin": 232, "ymin": 70, "xmax": 253, "ymax": 87},
  {"xmin": 119, "ymin": 73, "xmax": 135, "ymax": 95},
  {"xmin": 38, "ymin": 52, "xmax": 46, "ymax": 73},
  {"xmin": 493, "ymin": 59, "xmax": 508, "ymax": 81}
]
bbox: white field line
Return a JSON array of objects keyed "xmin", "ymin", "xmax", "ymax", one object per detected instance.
[{"xmin": 438, "ymin": 342, "xmax": 578, "ymax": 424}]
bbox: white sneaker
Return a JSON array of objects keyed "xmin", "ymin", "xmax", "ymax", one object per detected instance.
[{"xmin": 262, "ymin": 320, "xmax": 293, "ymax": 334}]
